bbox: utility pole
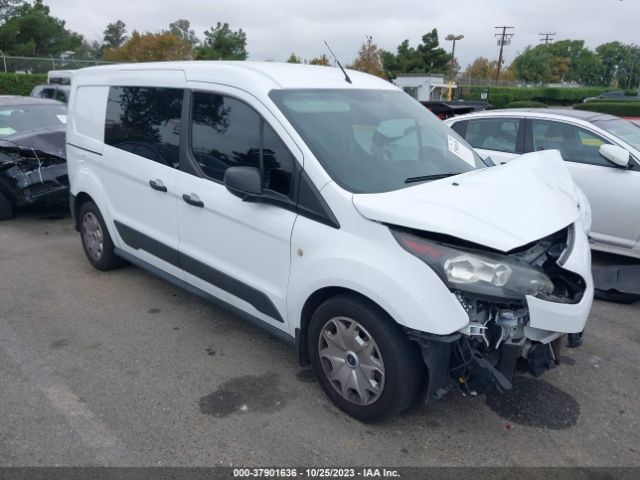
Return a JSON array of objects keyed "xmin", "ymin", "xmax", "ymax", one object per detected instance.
[
  {"xmin": 539, "ymin": 32, "xmax": 556, "ymax": 45},
  {"xmin": 495, "ymin": 26, "xmax": 514, "ymax": 81}
]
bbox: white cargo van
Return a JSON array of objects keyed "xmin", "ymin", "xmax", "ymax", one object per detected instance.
[{"xmin": 66, "ymin": 62, "xmax": 593, "ymax": 422}]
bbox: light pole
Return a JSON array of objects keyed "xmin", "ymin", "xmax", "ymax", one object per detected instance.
[
  {"xmin": 445, "ymin": 34, "xmax": 463, "ymax": 101},
  {"xmin": 445, "ymin": 34, "xmax": 464, "ymax": 81}
]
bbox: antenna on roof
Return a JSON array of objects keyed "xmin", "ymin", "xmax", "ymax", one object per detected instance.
[{"xmin": 323, "ymin": 41, "xmax": 352, "ymax": 84}]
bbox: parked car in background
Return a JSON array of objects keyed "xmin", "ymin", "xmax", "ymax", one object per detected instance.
[
  {"xmin": 0, "ymin": 96, "xmax": 68, "ymax": 219},
  {"xmin": 583, "ymin": 91, "xmax": 639, "ymax": 103},
  {"xmin": 30, "ymin": 84, "xmax": 70, "ymax": 104},
  {"xmin": 67, "ymin": 62, "xmax": 593, "ymax": 422},
  {"xmin": 445, "ymin": 109, "xmax": 640, "ymax": 259},
  {"xmin": 30, "ymin": 70, "xmax": 76, "ymax": 105}
]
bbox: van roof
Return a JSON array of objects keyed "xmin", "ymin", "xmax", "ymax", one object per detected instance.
[{"xmin": 72, "ymin": 61, "xmax": 395, "ymax": 92}]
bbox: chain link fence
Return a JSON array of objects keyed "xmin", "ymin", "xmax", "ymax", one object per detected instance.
[{"xmin": 0, "ymin": 52, "xmax": 119, "ymax": 74}]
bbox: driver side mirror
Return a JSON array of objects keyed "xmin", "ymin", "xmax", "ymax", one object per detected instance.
[
  {"xmin": 223, "ymin": 166, "xmax": 262, "ymax": 200},
  {"xmin": 599, "ymin": 144, "xmax": 630, "ymax": 168}
]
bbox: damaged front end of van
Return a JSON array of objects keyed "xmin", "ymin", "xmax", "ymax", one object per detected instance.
[
  {"xmin": 353, "ymin": 149, "xmax": 593, "ymax": 402},
  {"xmin": 396, "ymin": 223, "xmax": 590, "ymax": 401}
]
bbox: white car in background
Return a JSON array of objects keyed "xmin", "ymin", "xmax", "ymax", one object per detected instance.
[{"xmin": 445, "ymin": 109, "xmax": 640, "ymax": 259}]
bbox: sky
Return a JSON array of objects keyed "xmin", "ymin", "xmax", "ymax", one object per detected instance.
[{"xmin": 45, "ymin": 0, "xmax": 639, "ymax": 67}]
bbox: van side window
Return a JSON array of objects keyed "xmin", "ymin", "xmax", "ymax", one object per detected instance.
[
  {"xmin": 105, "ymin": 86, "xmax": 183, "ymax": 168},
  {"xmin": 262, "ymin": 122, "xmax": 295, "ymax": 197},
  {"xmin": 191, "ymin": 93, "xmax": 260, "ymax": 180},
  {"xmin": 191, "ymin": 92, "xmax": 296, "ymax": 197}
]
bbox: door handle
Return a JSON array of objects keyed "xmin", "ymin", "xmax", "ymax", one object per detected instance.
[
  {"xmin": 182, "ymin": 193, "xmax": 204, "ymax": 208},
  {"xmin": 149, "ymin": 179, "xmax": 167, "ymax": 192}
]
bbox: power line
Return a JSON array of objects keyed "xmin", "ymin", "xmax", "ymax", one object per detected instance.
[
  {"xmin": 495, "ymin": 26, "xmax": 514, "ymax": 81},
  {"xmin": 539, "ymin": 32, "xmax": 556, "ymax": 45}
]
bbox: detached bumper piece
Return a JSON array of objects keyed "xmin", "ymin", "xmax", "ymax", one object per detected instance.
[{"xmin": 407, "ymin": 328, "xmax": 566, "ymax": 402}]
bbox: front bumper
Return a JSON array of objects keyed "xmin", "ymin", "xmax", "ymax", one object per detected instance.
[
  {"xmin": 411, "ymin": 222, "xmax": 593, "ymax": 402},
  {"xmin": 526, "ymin": 222, "xmax": 593, "ymax": 334}
]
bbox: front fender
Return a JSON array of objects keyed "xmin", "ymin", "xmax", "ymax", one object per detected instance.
[{"xmin": 287, "ymin": 216, "xmax": 469, "ymax": 337}]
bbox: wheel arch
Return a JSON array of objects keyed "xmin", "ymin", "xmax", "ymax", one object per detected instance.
[
  {"xmin": 72, "ymin": 191, "xmax": 95, "ymax": 230},
  {"xmin": 296, "ymin": 286, "xmax": 394, "ymax": 366}
]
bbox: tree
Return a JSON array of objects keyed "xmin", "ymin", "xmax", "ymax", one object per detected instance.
[
  {"xmin": 0, "ymin": 0, "xmax": 83, "ymax": 56},
  {"xmin": 596, "ymin": 41, "xmax": 640, "ymax": 88},
  {"xmin": 103, "ymin": 20, "xmax": 127, "ymax": 49},
  {"xmin": 417, "ymin": 29, "xmax": 450, "ymax": 74},
  {"xmin": 512, "ymin": 45, "xmax": 553, "ymax": 83},
  {"xmin": 463, "ymin": 56, "xmax": 497, "ymax": 80},
  {"xmin": 168, "ymin": 19, "xmax": 198, "ymax": 47},
  {"xmin": 572, "ymin": 49, "xmax": 604, "ymax": 85},
  {"xmin": 102, "ymin": 31, "xmax": 191, "ymax": 62},
  {"xmin": 616, "ymin": 44, "xmax": 640, "ymax": 90},
  {"xmin": 596, "ymin": 41, "xmax": 625, "ymax": 86},
  {"xmin": 349, "ymin": 36, "xmax": 384, "ymax": 78},
  {"xmin": 0, "ymin": 0, "xmax": 24, "ymax": 23},
  {"xmin": 286, "ymin": 52, "xmax": 301, "ymax": 64},
  {"xmin": 309, "ymin": 54, "xmax": 330, "ymax": 66},
  {"xmin": 381, "ymin": 29, "xmax": 450, "ymax": 79},
  {"xmin": 194, "ymin": 22, "xmax": 247, "ymax": 60}
]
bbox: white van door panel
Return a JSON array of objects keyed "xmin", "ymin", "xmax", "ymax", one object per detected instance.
[
  {"xmin": 176, "ymin": 174, "xmax": 296, "ymax": 326},
  {"xmin": 99, "ymin": 82, "xmax": 185, "ymax": 280},
  {"xmin": 175, "ymin": 85, "xmax": 302, "ymax": 329}
]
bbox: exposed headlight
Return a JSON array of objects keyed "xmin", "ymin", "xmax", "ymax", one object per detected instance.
[{"xmin": 392, "ymin": 229, "xmax": 555, "ymax": 300}]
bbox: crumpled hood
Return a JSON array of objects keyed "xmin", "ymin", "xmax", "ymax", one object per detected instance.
[{"xmin": 353, "ymin": 150, "xmax": 580, "ymax": 252}]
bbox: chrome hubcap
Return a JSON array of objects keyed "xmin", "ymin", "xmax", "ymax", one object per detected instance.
[
  {"xmin": 82, "ymin": 212, "xmax": 103, "ymax": 261},
  {"xmin": 318, "ymin": 317, "xmax": 385, "ymax": 406}
]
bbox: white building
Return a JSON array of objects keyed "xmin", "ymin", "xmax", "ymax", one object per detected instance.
[{"xmin": 393, "ymin": 74, "xmax": 456, "ymax": 102}]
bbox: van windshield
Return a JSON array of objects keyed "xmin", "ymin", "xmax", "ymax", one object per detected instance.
[{"xmin": 270, "ymin": 89, "xmax": 486, "ymax": 193}]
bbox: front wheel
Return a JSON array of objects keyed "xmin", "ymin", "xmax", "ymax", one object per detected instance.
[
  {"xmin": 79, "ymin": 200, "xmax": 124, "ymax": 271},
  {"xmin": 308, "ymin": 293, "xmax": 425, "ymax": 422}
]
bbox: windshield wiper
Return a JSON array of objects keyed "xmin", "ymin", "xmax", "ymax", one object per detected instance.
[{"xmin": 404, "ymin": 173, "xmax": 460, "ymax": 184}]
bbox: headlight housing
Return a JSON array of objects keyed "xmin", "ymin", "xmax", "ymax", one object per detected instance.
[{"xmin": 391, "ymin": 229, "xmax": 555, "ymax": 300}]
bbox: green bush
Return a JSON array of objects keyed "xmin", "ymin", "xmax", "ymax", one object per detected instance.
[
  {"xmin": 505, "ymin": 100, "xmax": 548, "ymax": 108},
  {"xmin": 0, "ymin": 73, "xmax": 47, "ymax": 96},
  {"xmin": 573, "ymin": 102, "xmax": 640, "ymax": 117},
  {"xmin": 462, "ymin": 86, "xmax": 610, "ymax": 109}
]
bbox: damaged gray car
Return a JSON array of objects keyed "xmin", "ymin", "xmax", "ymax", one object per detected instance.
[{"xmin": 0, "ymin": 97, "xmax": 67, "ymax": 220}]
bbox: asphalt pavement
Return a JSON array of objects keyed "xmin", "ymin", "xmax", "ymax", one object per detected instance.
[{"xmin": 1, "ymin": 211, "xmax": 639, "ymax": 466}]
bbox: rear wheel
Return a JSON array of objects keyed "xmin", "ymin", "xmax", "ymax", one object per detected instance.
[
  {"xmin": 0, "ymin": 191, "xmax": 13, "ymax": 220},
  {"xmin": 308, "ymin": 293, "xmax": 425, "ymax": 422},
  {"xmin": 79, "ymin": 200, "xmax": 124, "ymax": 271}
]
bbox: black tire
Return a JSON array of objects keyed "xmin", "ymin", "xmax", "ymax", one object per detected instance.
[
  {"xmin": 308, "ymin": 293, "xmax": 426, "ymax": 423},
  {"xmin": 595, "ymin": 289, "xmax": 640, "ymax": 304},
  {"xmin": 78, "ymin": 200, "xmax": 124, "ymax": 271},
  {"xmin": 0, "ymin": 191, "xmax": 13, "ymax": 220}
]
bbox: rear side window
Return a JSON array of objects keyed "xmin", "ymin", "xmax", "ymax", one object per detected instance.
[
  {"xmin": 449, "ymin": 120, "xmax": 467, "ymax": 137},
  {"xmin": 191, "ymin": 92, "xmax": 296, "ymax": 197},
  {"xmin": 531, "ymin": 120, "xmax": 612, "ymax": 167},
  {"xmin": 105, "ymin": 86, "xmax": 183, "ymax": 168},
  {"xmin": 464, "ymin": 118, "xmax": 521, "ymax": 153}
]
